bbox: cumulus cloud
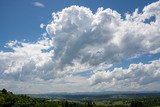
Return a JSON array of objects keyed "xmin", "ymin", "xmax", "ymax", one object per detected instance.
[
  {"xmin": 89, "ymin": 59, "xmax": 160, "ymax": 91},
  {"xmin": 0, "ymin": 36, "xmax": 55, "ymax": 81},
  {"xmin": 46, "ymin": 1, "xmax": 160, "ymax": 70},
  {"xmin": 0, "ymin": 1, "xmax": 160, "ymax": 93},
  {"xmin": 33, "ymin": 2, "xmax": 45, "ymax": 8}
]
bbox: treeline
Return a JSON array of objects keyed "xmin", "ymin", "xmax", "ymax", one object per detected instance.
[
  {"xmin": 0, "ymin": 89, "xmax": 93, "ymax": 107},
  {"xmin": 0, "ymin": 89, "xmax": 160, "ymax": 107}
]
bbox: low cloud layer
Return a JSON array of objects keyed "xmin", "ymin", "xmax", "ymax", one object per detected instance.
[
  {"xmin": 0, "ymin": 1, "xmax": 160, "ymax": 93},
  {"xmin": 89, "ymin": 59, "xmax": 160, "ymax": 91}
]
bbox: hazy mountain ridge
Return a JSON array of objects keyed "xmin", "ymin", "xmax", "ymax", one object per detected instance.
[{"xmin": 28, "ymin": 91, "xmax": 160, "ymax": 100}]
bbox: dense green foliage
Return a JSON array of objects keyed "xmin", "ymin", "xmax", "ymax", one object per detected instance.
[{"xmin": 0, "ymin": 89, "xmax": 160, "ymax": 107}]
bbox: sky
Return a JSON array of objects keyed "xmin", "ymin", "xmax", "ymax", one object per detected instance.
[{"xmin": 0, "ymin": 0, "xmax": 160, "ymax": 94}]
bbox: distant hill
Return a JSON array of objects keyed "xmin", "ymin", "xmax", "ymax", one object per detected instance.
[{"xmin": 29, "ymin": 91, "xmax": 160, "ymax": 100}]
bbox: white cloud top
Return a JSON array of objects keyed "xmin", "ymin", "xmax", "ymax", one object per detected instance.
[{"xmin": 0, "ymin": 1, "xmax": 160, "ymax": 93}]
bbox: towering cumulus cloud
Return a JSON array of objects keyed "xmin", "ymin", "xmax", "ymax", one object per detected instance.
[
  {"xmin": 0, "ymin": 1, "xmax": 160, "ymax": 93},
  {"xmin": 47, "ymin": 3, "xmax": 160, "ymax": 69}
]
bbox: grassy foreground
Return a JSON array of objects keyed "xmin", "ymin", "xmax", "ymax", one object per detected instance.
[{"xmin": 0, "ymin": 89, "xmax": 160, "ymax": 107}]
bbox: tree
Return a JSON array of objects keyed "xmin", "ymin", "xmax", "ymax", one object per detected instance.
[
  {"xmin": 0, "ymin": 97, "xmax": 5, "ymax": 106},
  {"xmin": 65, "ymin": 101, "xmax": 69, "ymax": 107},
  {"xmin": 130, "ymin": 101, "xmax": 143, "ymax": 107},
  {"xmin": 2, "ymin": 88, "xmax": 7, "ymax": 94}
]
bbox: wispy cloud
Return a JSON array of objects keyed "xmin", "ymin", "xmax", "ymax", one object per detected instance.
[{"xmin": 33, "ymin": 2, "xmax": 45, "ymax": 8}]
